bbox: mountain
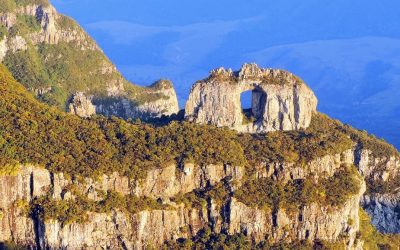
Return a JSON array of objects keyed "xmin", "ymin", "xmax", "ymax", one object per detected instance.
[
  {"xmin": 0, "ymin": 0, "xmax": 178, "ymax": 119},
  {"xmin": 59, "ymin": 0, "xmax": 400, "ymax": 148},
  {"xmin": 0, "ymin": 63, "xmax": 399, "ymax": 249}
]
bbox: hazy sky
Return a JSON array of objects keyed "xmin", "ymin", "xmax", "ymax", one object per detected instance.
[{"xmin": 51, "ymin": 0, "xmax": 400, "ymax": 148}]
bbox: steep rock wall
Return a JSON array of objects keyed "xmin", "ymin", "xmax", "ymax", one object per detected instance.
[
  {"xmin": 185, "ymin": 63, "xmax": 318, "ymax": 133},
  {"xmin": 355, "ymin": 148, "xmax": 400, "ymax": 233},
  {"xmin": 0, "ymin": 149, "xmax": 370, "ymax": 249}
]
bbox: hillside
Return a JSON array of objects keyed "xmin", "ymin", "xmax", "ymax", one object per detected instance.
[
  {"xmin": 0, "ymin": 0, "xmax": 178, "ymax": 119},
  {"xmin": 0, "ymin": 63, "xmax": 399, "ymax": 249}
]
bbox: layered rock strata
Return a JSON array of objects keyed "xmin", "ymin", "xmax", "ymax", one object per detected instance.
[{"xmin": 0, "ymin": 148, "xmax": 374, "ymax": 249}]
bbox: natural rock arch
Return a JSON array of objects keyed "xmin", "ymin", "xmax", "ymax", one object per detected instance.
[
  {"xmin": 242, "ymin": 86, "xmax": 268, "ymax": 124},
  {"xmin": 185, "ymin": 63, "xmax": 318, "ymax": 133}
]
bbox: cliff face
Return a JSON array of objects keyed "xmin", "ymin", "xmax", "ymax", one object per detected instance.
[
  {"xmin": 68, "ymin": 92, "xmax": 96, "ymax": 118},
  {"xmin": 185, "ymin": 63, "xmax": 318, "ymax": 133},
  {"xmin": 0, "ymin": 1, "xmax": 179, "ymax": 119},
  {"xmin": 0, "ymin": 148, "xmax": 372, "ymax": 249},
  {"xmin": 94, "ymin": 80, "xmax": 180, "ymax": 120},
  {"xmin": 355, "ymin": 148, "xmax": 400, "ymax": 234}
]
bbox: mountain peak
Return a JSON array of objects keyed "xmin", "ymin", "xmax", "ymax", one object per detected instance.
[{"xmin": 0, "ymin": 0, "xmax": 179, "ymax": 119}]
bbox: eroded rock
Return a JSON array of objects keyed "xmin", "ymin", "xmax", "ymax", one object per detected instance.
[
  {"xmin": 68, "ymin": 92, "xmax": 96, "ymax": 118},
  {"xmin": 185, "ymin": 63, "xmax": 318, "ymax": 133}
]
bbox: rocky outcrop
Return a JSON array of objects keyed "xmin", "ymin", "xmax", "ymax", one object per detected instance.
[
  {"xmin": 362, "ymin": 192, "xmax": 400, "ymax": 234},
  {"xmin": 0, "ymin": 37, "xmax": 7, "ymax": 61},
  {"xmin": 228, "ymin": 185, "xmax": 365, "ymax": 247},
  {"xmin": 68, "ymin": 92, "xmax": 96, "ymax": 118},
  {"xmin": 134, "ymin": 163, "xmax": 245, "ymax": 198},
  {"xmin": 355, "ymin": 148, "xmax": 400, "ymax": 183},
  {"xmin": 185, "ymin": 63, "xmax": 318, "ymax": 133},
  {"xmin": 95, "ymin": 80, "xmax": 180, "ymax": 120},
  {"xmin": 355, "ymin": 148, "xmax": 400, "ymax": 233},
  {"xmin": 0, "ymin": 147, "xmax": 371, "ymax": 249}
]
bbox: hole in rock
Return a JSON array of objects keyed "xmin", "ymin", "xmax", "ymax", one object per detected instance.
[{"xmin": 240, "ymin": 88, "xmax": 267, "ymax": 124}]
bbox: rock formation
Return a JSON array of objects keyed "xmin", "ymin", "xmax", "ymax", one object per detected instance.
[
  {"xmin": 362, "ymin": 192, "xmax": 400, "ymax": 234},
  {"xmin": 68, "ymin": 92, "xmax": 96, "ymax": 118},
  {"xmin": 185, "ymin": 63, "xmax": 318, "ymax": 133},
  {"xmin": 355, "ymin": 148, "xmax": 400, "ymax": 234},
  {"xmin": 0, "ymin": 148, "xmax": 366, "ymax": 249},
  {"xmin": 95, "ymin": 80, "xmax": 180, "ymax": 120}
]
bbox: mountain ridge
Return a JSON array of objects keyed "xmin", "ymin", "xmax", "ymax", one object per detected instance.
[
  {"xmin": 0, "ymin": 63, "xmax": 399, "ymax": 249},
  {"xmin": 0, "ymin": 0, "xmax": 179, "ymax": 119}
]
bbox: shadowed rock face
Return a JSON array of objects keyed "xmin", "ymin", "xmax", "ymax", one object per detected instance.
[{"xmin": 185, "ymin": 63, "xmax": 318, "ymax": 133}]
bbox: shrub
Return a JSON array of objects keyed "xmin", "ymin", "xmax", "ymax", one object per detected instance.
[
  {"xmin": 29, "ymin": 190, "xmax": 166, "ymax": 227},
  {"xmin": 235, "ymin": 165, "xmax": 361, "ymax": 210}
]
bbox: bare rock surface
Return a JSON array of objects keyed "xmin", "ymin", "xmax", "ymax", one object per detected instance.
[
  {"xmin": 185, "ymin": 63, "xmax": 318, "ymax": 133},
  {"xmin": 0, "ymin": 147, "xmax": 384, "ymax": 249},
  {"xmin": 68, "ymin": 92, "xmax": 96, "ymax": 118}
]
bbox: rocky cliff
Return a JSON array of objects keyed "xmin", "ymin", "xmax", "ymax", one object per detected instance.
[
  {"xmin": 0, "ymin": 0, "xmax": 179, "ymax": 119},
  {"xmin": 185, "ymin": 63, "xmax": 318, "ymax": 133},
  {"xmin": 1, "ymin": 58, "xmax": 400, "ymax": 249},
  {"xmin": 355, "ymin": 148, "xmax": 400, "ymax": 234},
  {"xmin": 2, "ymin": 146, "xmax": 398, "ymax": 249},
  {"xmin": 0, "ymin": 148, "xmax": 367, "ymax": 249}
]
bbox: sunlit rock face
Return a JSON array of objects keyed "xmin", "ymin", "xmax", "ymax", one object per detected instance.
[
  {"xmin": 185, "ymin": 63, "xmax": 318, "ymax": 133},
  {"xmin": 68, "ymin": 92, "xmax": 96, "ymax": 118}
]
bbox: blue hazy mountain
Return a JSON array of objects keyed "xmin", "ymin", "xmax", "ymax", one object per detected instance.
[{"xmin": 51, "ymin": 0, "xmax": 400, "ymax": 148}]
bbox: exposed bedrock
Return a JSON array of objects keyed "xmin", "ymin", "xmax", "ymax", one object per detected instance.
[{"xmin": 185, "ymin": 63, "xmax": 318, "ymax": 133}]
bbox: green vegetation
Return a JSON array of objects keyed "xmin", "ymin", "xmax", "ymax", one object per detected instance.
[
  {"xmin": 30, "ymin": 190, "xmax": 166, "ymax": 226},
  {"xmin": 17, "ymin": 14, "xmax": 41, "ymax": 32},
  {"xmin": 342, "ymin": 125, "xmax": 399, "ymax": 159},
  {"xmin": 358, "ymin": 209, "xmax": 400, "ymax": 250},
  {"xmin": 163, "ymin": 227, "xmax": 347, "ymax": 250},
  {"xmin": 163, "ymin": 209, "xmax": 400, "ymax": 250},
  {"xmin": 0, "ymin": 25, "xmax": 8, "ymax": 40},
  {"xmin": 0, "ymin": 162, "xmax": 20, "ymax": 176},
  {"xmin": 15, "ymin": 0, "xmax": 49, "ymax": 6},
  {"xmin": 0, "ymin": 0, "xmax": 16, "ymax": 12},
  {"xmin": 239, "ymin": 113, "xmax": 354, "ymax": 167},
  {"xmin": 0, "ymin": 64, "xmax": 245, "ymax": 179},
  {"xmin": 235, "ymin": 165, "xmax": 361, "ymax": 210},
  {"xmin": 4, "ymin": 45, "xmax": 51, "ymax": 89},
  {"xmin": 0, "ymin": 0, "xmax": 49, "ymax": 12},
  {"xmin": 7, "ymin": 13, "xmax": 41, "ymax": 37},
  {"xmin": 172, "ymin": 178, "xmax": 231, "ymax": 208},
  {"xmin": 1, "ymin": 63, "xmax": 398, "ymax": 190}
]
